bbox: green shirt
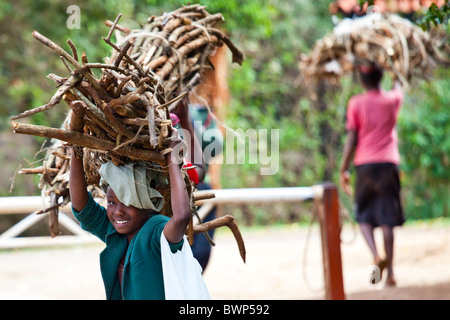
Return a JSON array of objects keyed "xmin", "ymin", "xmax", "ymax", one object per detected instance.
[{"xmin": 72, "ymin": 193, "xmax": 183, "ymax": 300}]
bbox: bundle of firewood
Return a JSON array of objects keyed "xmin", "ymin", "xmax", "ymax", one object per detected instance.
[
  {"xmin": 13, "ymin": 4, "xmax": 242, "ymax": 194},
  {"xmin": 107, "ymin": 5, "xmax": 243, "ymax": 100},
  {"xmin": 18, "ymin": 138, "xmax": 71, "ymax": 238},
  {"xmin": 299, "ymin": 13, "xmax": 449, "ymax": 86},
  {"xmin": 16, "ymin": 113, "xmax": 103, "ymax": 237},
  {"xmin": 13, "ymin": 5, "xmax": 243, "ymax": 181},
  {"xmin": 11, "ymin": 5, "xmax": 246, "ymax": 261}
]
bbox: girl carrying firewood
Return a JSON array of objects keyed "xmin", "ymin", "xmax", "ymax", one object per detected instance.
[
  {"xmin": 69, "ymin": 120, "xmax": 209, "ymax": 300},
  {"xmin": 339, "ymin": 62, "xmax": 405, "ymax": 287}
]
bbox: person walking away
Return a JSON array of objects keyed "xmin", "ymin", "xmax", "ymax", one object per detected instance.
[{"xmin": 339, "ymin": 63, "xmax": 405, "ymax": 286}]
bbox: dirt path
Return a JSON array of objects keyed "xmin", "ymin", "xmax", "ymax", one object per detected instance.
[{"xmin": 1, "ymin": 222, "xmax": 449, "ymax": 300}]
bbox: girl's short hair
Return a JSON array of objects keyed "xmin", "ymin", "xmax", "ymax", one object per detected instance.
[{"xmin": 359, "ymin": 64, "xmax": 383, "ymax": 88}]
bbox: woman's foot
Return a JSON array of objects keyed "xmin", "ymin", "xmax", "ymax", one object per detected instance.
[
  {"xmin": 371, "ymin": 258, "xmax": 388, "ymax": 284},
  {"xmin": 386, "ymin": 277, "xmax": 397, "ymax": 287},
  {"xmin": 375, "ymin": 258, "xmax": 388, "ymax": 277}
]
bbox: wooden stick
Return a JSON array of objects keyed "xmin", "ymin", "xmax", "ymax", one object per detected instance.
[
  {"xmin": 11, "ymin": 122, "xmax": 166, "ymax": 165},
  {"xmin": 49, "ymin": 192, "xmax": 60, "ymax": 237},
  {"xmin": 11, "ymin": 72, "xmax": 82, "ymax": 120},
  {"xmin": 82, "ymin": 63, "xmax": 126, "ymax": 73},
  {"xmin": 157, "ymin": 35, "xmax": 219, "ymax": 79},
  {"xmin": 67, "ymin": 39, "xmax": 79, "ymax": 62},
  {"xmin": 104, "ymin": 19, "xmax": 131, "ymax": 34},
  {"xmin": 102, "ymin": 36, "xmax": 146, "ymax": 77},
  {"xmin": 108, "ymin": 85, "xmax": 145, "ymax": 108},
  {"xmin": 105, "ymin": 13, "xmax": 122, "ymax": 42},
  {"xmin": 103, "ymin": 104, "xmax": 135, "ymax": 139},
  {"xmin": 114, "ymin": 41, "xmax": 133, "ymax": 67},
  {"xmin": 32, "ymin": 30, "xmax": 107, "ymax": 96},
  {"xmin": 18, "ymin": 167, "xmax": 60, "ymax": 175},
  {"xmin": 206, "ymin": 28, "xmax": 244, "ymax": 65},
  {"xmin": 81, "ymin": 52, "xmax": 93, "ymax": 75},
  {"xmin": 72, "ymin": 88, "xmax": 118, "ymax": 138},
  {"xmin": 192, "ymin": 191, "xmax": 215, "ymax": 201},
  {"xmin": 32, "ymin": 30, "xmax": 80, "ymax": 68},
  {"xmin": 193, "ymin": 215, "xmax": 246, "ymax": 263},
  {"xmin": 141, "ymin": 93, "xmax": 158, "ymax": 147},
  {"xmin": 36, "ymin": 202, "xmax": 62, "ymax": 215},
  {"xmin": 69, "ymin": 100, "xmax": 87, "ymax": 132},
  {"xmin": 79, "ymin": 81, "xmax": 104, "ymax": 109}
]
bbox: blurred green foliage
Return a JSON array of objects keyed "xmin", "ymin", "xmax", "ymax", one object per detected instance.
[
  {"xmin": 0, "ymin": 0, "xmax": 448, "ymax": 224},
  {"xmin": 416, "ymin": 0, "xmax": 449, "ymax": 30},
  {"xmin": 398, "ymin": 68, "xmax": 450, "ymax": 219}
]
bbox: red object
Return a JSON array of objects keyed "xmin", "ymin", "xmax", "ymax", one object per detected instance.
[
  {"xmin": 169, "ymin": 113, "xmax": 180, "ymax": 125},
  {"xmin": 183, "ymin": 159, "xmax": 199, "ymax": 184}
]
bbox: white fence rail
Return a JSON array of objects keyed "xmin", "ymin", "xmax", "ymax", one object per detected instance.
[
  {"xmin": 0, "ymin": 187, "xmax": 321, "ymax": 249},
  {"xmin": 0, "ymin": 196, "xmax": 104, "ymax": 249}
]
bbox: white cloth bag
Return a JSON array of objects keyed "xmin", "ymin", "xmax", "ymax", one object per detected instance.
[{"xmin": 161, "ymin": 233, "xmax": 211, "ymax": 300}]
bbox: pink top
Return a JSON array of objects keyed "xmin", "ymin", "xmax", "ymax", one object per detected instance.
[{"xmin": 346, "ymin": 88, "xmax": 403, "ymax": 166}]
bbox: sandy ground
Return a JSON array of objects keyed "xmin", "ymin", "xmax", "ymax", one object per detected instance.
[{"xmin": 0, "ymin": 222, "xmax": 449, "ymax": 300}]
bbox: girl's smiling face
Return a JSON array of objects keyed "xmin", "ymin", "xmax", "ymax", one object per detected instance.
[{"xmin": 106, "ymin": 186, "xmax": 153, "ymax": 242}]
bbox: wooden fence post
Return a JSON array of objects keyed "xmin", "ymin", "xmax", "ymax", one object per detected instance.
[{"xmin": 318, "ymin": 182, "xmax": 345, "ymax": 300}]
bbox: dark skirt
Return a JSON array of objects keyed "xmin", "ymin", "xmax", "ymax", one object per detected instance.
[{"xmin": 354, "ymin": 162, "xmax": 405, "ymax": 227}]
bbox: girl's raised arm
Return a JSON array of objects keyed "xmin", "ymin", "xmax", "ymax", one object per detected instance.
[
  {"xmin": 163, "ymin": 133, "xmax": 192, "ymax": 244},
  {"xmin": 69, "ymin": 151, "xmax": 89, "ymax": 212}
]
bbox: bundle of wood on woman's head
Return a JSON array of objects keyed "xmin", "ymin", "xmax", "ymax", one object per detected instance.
[
  {"xmin": 299, "ymin": 13, "xmax": 449, "ymax": 87},
  {"xmin": 106, "ymin": 5, "xmax": 243, "ymax": 100},
  {"xmin": 12, "ymin": 5, "xmax": 242, "ymax": 185},
  {"xmin": 11, "ymin": 5, "xmax": 243, "ymax": 232}
]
